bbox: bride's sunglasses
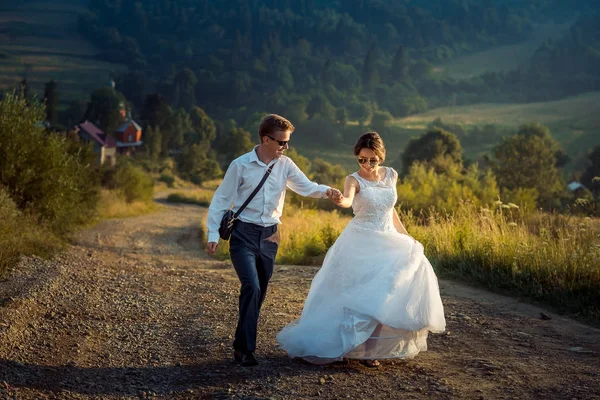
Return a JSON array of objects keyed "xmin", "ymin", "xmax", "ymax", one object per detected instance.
[{"xmin": 357, "ymin": 157, "xmax": 379, "ymax": 166}]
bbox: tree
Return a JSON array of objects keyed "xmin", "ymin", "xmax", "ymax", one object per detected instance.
[
  {"xmin": 335, "ymin": 107, "xmax": 348, "ymax": 126},
  {"xmin": 361, "ymin": 46, "xmax": 379, "ymax": 89},
  {"xmin": 168, "ymin": 108, "xmax": 191, "ymax": 151},
  {"xmin": 177, "ymin": 144, "xmax": 222, "ymax": 184},
  {"xmin": 146, "ymin": 125, "xmax": 162, "ymax": 160},
  {"xmin": 390, "ymin": 45, "xmax": 408, "ymax": 83},
  {"xmin": 370, "ymin": 110, "xmax": 393, "ymax": 133},
  {"xmin": 579, "ymin": 145, "xmax": 600, "ymax": 197},
  {"xmin": 306, "ymin": 94, "xmax": 335, "ymax": 121},
  {"xmin": 491, "ymin": 124, "xmax": 565, "ymax": 209},
  {"xmin": 310, "ymin": 158, "xmax": 346, "ymax": 186},
  {"xmin": 173, "ymin": 68, "xmax": 198, "ymax": 111},
  {"xmin": 401, "ymin": 128, "xmax": 463, "ymax": 175},
  {"xmin": 0, "ymin": 92, "xmax": 99, "ymax": 234},
  {"xmin": 218, "ymin": 121, "xmax": 254, "ymax": 164},
  {"xmin": 84, "ymin": 87, "xmax": 127, "ymax": 133},
  {"xmin": 140, "ymin": 93, "xmax": 171, "ymax": 131},
  {"xmin": 187, "ymin": 106, "xmax": 216, "ymax": 144},
  {"xmin": 285, "ymin": 147, "xmax": 311, "ymax": 173},
  {"xmin": 44, "ymin": 80, "xmax": 58, "ymax": 127}
]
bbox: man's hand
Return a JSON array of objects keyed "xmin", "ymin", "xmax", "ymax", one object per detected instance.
[
  {"xmin": 206, "ymin": 242, "xmax": 218, "ymax": 255},
  {"xmin": 326, "ymin": 188, "xmax": 343, "ymax": 205}
]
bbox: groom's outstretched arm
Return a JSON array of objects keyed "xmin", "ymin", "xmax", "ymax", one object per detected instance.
[{"xmin": 285, "ymin": 159, "xmax": 331, "ymax": 198}]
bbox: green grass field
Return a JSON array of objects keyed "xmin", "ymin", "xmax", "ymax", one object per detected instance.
[
  {"xmin": 296, "ymin": 91, "xmax": 600, "ymax": 174},
  {"xmin": 0, "ymin": 0, "xmax": 125, "ymax": 106},
  {"xmin": 434, "ymin": 22, "xmax": 571, "ymax": 79}
]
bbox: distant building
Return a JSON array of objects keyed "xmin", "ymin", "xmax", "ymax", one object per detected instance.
[
  {"xmin": 114, "ymin": 119, "xmax": 143, "ymax": 155},
  {"xmin": 75, "ymin": 121, "xmax": 117, "ymax": 166}
]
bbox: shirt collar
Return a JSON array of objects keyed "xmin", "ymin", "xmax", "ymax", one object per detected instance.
[{"xmin": 250, "ymin": 145, "xmax": 278, "ymax": 167}]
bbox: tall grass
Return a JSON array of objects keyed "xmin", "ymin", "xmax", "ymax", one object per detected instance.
[
  {"xmin": 213, "ymin": 206, "xmax": 352, "ymax": 265},
  {"xmin": 97, "ymin": 189, "xmax": 158, "ymax": 219},
  {"xmin": 0, "ymin": 189, "xmax": 62, "ymax": 276},
  {"xmin": 209, "ymin": 199, "xmax": 599, "ymax": 319},
  {"xmin": 404, "ymin": 201, "xmax": 600, "ymax": 320}
]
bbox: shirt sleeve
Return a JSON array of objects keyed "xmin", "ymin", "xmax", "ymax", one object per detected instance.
[
  {"xmin": 206, "ymin": 160, "xmax": 241, "ymax": 243},
  {"xmin": 285, "ymin": 158, "xmax": 330, "ymax": 198}
]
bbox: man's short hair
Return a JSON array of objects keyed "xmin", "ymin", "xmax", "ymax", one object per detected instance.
[{"xmin": 259, "ymin": 114, "xmax": 295, "ymax": 138}]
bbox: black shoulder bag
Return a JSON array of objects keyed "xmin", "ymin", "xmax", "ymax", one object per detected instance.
[{"xmin": 218, "ymin": 162, "xmax": 276, "ymax": 241}]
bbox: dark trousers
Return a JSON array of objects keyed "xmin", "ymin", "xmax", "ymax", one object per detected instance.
[{"xmin": 229, "ymin": 221, "xmax": 279, "ymax": 353}]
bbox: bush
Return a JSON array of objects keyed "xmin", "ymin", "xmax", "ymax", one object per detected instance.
[
  {"xmin": 159, "ymin": 174, "xmax": 175, "ymax": 187},
  {"xmin": 113, "ymin": 163, "xmax": 154, "ymax": 203},
  {"xmin": 0, "ymin": 187, "xmax": 61, "ymax": 276},
  {"xmin": 408, "ymin": 203, "xmax": 600, "ymax": 320},
  {"xmin": 397, "ymin": 163, "xmax": 499, "ymax": 214},
  {"xmin": 0, "ymin": 92, "xmax": 100, "ymax": 234}
]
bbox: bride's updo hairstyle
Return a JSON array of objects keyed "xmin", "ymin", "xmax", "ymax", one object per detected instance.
[{"xmin": 353, "ymin": 132, "xmax": 386, "ymax": 162}]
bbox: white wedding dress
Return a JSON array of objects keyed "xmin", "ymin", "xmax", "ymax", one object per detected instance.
[{"xmin": 277, "ymin": 167, "xmax": 446, "ymax": 363}]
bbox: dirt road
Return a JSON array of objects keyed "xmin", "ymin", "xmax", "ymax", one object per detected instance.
[{"xmin": 1, "ymin": 200, "xmax": 599, "ymax": 399}]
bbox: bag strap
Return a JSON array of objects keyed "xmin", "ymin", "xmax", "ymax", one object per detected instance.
[{"xmin": 233, "ymin": 161, "xmax": 276, "ymax": 219}]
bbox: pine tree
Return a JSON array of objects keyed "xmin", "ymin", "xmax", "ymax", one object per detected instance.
[
  {"xmin": 390, "ymin": 45, "xmax": 408, "ymax": 83},
  {"xmin": 44, "ymin": 80, "xmax": 58, "ymax": 127}
]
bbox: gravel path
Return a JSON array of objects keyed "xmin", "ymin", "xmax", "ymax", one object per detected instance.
[{"xmin": 1, "ymin": 202, "xmax": 599, "ymax": 399}]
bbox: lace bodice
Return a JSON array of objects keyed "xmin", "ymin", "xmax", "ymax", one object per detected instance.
[{"xmin": 349, "ymin": 167, "xmax": 398, "ymax": 232}]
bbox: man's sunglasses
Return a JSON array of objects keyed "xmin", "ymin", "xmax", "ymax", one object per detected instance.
[
  {"xmin": 358, "ymin": 157, "xmax": 379, "ymax": 165},
  {"xmin": 266, "ymin": 135, "xmax": 289, "ymax": 147}
]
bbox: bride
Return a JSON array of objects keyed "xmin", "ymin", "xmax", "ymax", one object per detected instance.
[{"xmin": 277, "ymin": 132, "xmax": 446, "ymax": 367}]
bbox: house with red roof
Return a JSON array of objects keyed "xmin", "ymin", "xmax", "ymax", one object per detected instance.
[
  {"xmin": 75, "ymin": 121, "xmax": 117, "ymax": 166},
  {"xmin": 114, "ymin": 119, "xmax": 143, "ymax": 155}
]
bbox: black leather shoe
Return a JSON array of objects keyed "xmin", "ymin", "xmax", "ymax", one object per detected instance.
[
  {"xmin": 241, "ymin": 351, "xmax": 259, "ymax": 367},
  {"xmin": 233, "ymin": 350, "xmax": 243, "ymax": 362}
]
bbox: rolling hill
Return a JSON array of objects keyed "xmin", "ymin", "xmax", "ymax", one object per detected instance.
[{"xmin": 0, "ymin": 0, "xmax": 125, "ymax": 107}]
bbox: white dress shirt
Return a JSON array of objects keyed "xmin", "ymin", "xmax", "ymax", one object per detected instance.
[{"xmin": 206, "ymin": 147, "xmax": 330, "ymax": 243}]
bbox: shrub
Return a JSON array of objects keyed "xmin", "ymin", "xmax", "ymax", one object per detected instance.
[
  {"xmin": 113, "ymin": 163, "xmax": 154, "ymax": 203},
  {"xmin": 0, "ymin": 92, "xmax": 100, "ymax": 234},
  {"xmin": 0, "ymin": 187, "xmax": 61, "ymax": 275}
]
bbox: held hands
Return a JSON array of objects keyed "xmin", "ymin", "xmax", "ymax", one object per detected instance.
[{"xmin": 326, "ymin": 188, "xmax": 344, "ymax": 205}]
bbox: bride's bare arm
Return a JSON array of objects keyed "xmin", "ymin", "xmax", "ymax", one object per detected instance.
[
  {"xmin": 392, "ymin": 207, "xmax": 410, "ymax": 235},
  {"xmin": 334, "ymin": 175, "xmax": 359, "ymax": 208}
]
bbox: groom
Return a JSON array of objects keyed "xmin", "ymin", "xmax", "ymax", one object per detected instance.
[{"xmin": 206, "ymin": 114, "xmax": 342, "ymax": 366}]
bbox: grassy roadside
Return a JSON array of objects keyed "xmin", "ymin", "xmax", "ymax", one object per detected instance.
[{"xmin": 175, "ymin": 184, "xmax": 600, "ymax": 321}]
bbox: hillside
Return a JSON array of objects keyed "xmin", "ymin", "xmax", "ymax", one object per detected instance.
[
  {"xmin": 0, "ymin": 0, "xmax": 125, "ymax": 106},
  {"xmin": 435, "ymin": 22, "xmax": 571, "ymax": 79}
]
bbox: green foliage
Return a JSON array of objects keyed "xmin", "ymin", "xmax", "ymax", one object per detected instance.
[
  {"xmin": 158, "ymin": 173, "xmax": 175, "ymax": 188},
  {"xmin": 177, "ymin": 144, "xmax": 222, "ymax": 185},
  {"xmin": 335, "ymin": 107, "xmax": 348, "ymax": 126},
  {"xmin": 401, "ymin": 128, "xmax": 463, "ymax": 175},
  {"xmin": 112, "ymin": 163, "xmax": 154, "ymax": 203},
  {"xmin": 0, "ymin": 188, "xmax": 62, "ymax": 276},
  {"xmin": 409, "ymin": 203, "xmax": 600, "ymax": 320},
  {"xmin": 43, "ymin": 80, "xmax": 58, "ymax": 127},
  {"xmin": 188, "ymin": 106, "xmax": 217, "ymax": 143},
  {"xmin": 310, "ymin": 158, "xmax": 346, "ymax": 187},
  {"xmin": 581, "ymin": 145, "xmax": 600, "ymax": 198},
  {"xmin": 397, "ymin": 163, "xmax": 499, "ymax": 214},
  {"xmin": 173, "ymin": 68, "xmax": 198, "ymax": 111},
  {"xmin": 286, "ymin": 147, "xmax": 311, "ymax": 174},
  {"xmin": 166, "ymin": 193, "xmax": 211, "ymax": 207},
  {"xmin": 370, "ymin": 110, "xmax": 393, "ymax": 134},
  {"xmin": 492, "ymin": 123, "xmax": 566, "ymax": 209},
  {"xmin": 217, "ymin": 121, "xmax": 254, "ymax": 164},
  {"xmin": 84, "ymin": 87, "xmax": 127, "ymax": 134},
  {"xmin": 0, "ymin": 92, "xmax": 100, "ymax": 234}
]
